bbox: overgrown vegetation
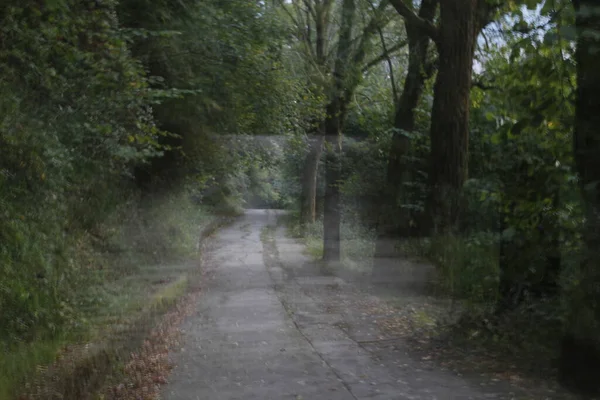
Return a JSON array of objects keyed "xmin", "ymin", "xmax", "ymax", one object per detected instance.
[
  {"xmin": 3, "ymin": 0, "xmax": 600, "ymax": 397},
  {"xmin": 0, "ymin": 0, "xmax": 294, "ymax": 398},
  {"xmin": 0, "ymin": 191, "xmax": 220, "ymax": 399}
]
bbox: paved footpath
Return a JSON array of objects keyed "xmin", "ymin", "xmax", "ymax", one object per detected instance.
[{"xmin": 162, "ymin": 210, "xmax": 532, "ymax": 400}]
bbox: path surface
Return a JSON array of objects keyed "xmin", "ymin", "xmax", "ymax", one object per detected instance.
[{"xmin": 161, "ymin": 210, "xmax": 527, "ymax": 400}]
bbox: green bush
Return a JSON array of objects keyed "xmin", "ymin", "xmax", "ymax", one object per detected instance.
[
  {"xmin": 123, "ymin": 191, "xmax": 215, "ymax": 263},
  {"xmin": 426, "ymin": 233, "xmax": 500, "ymax": 305},
  {"xmin": 0, "ymin": 189, "xmax": 218, "ymax": 399},
  {"xmin": 0, "ymin": 0, "xmax": 162, "ymax": 347}
]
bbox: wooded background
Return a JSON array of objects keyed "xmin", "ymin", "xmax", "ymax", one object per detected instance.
[{"xmin": 1, "ymin": 0, "xmax": 599, "ymax": 397}]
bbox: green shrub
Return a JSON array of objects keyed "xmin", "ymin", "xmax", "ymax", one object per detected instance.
[
  {"xmin": 0, "ymin": 0, "xmax": 163, "ymax": 345},
  {"xmin": 423, "ymin": 233, "xmax": 500, "ymax": 305}
]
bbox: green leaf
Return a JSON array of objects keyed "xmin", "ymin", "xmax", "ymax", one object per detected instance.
[{"xmin": 558, "ymin": 25, "xmax": 577, "ymax": 41}]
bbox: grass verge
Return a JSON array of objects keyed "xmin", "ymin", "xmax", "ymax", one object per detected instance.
[{"xmin": 1, "ymin": 191, "xmax": 234, "ymax": 400}]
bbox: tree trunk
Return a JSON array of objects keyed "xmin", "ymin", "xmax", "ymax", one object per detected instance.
[
  {"xmin": 374, "ymin": 0, "xmax": 437, "ymax": 257},
  {"xmin": 535, "ymin": 192, "xmax": 561, "ymax": 298},
  {"xmin": 558, "ymin": 1, "xmax": 600, "ymax": 394},
  {"xmin": 323, "ymin": 116, "xmax": 342, "ymax": 261},
  {"xmin": 426, "ymin": 0, "xmax": 478, "ymax": 235},
  {"xmin": 300, "ymin": 135, "xmax": 324, "ymax": 225},
  {"xmin": 321, "ymin": 0, "xmax": 354, "ymax": 262}
]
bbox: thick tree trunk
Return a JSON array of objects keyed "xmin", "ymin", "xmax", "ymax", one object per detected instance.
[
  {"xmin": 374, "ymin": 0, "xmax": 437, "ymax": 258},
  {"xmin": 300, "ymin": 135, "xmax": 324, "ymax": 225},
  {"xmin": 426, "ymin": 0, "xmax": 478, "ymax": 235},
  {"xmin": 558, "ymin": 1, "xmax": 600, "ymax": 394}
]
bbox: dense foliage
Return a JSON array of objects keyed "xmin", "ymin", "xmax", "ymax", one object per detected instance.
[
  {"xmin": 2, "ymin": 0, "xmax": 600, "ymax": 397},
  {"xmin": 0, "ymin": 0, "xmax": 163, "ymax": 343},
  {"xmin": 276, "ymin": 0, "xmax": 600, "ymax": 395},
  {"xmin": 0, "ymin": 0, "xmax": 297, "ymax": 396}
]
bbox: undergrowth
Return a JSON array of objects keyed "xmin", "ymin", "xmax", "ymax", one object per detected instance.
[
  {"xmin": 285, "ymin": 212, "xmax": 375, "ymax": 272},
  {"xmin": 393, "ymin": 232, "xmax": 578, "ymax": 389},
  {"xmin": 0, "ymin": 191, "xmax": 223, "ymax": 400},
  {"xmin": 399, "ymin": 233, "xmax": 501, "ymax": 304},
  {"xmin": 287, "ymin": 211, "xmax": 573, "ymax": 388}
]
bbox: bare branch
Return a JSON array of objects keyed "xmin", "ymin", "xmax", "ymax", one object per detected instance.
[
  {"xmin": 302, "ymin": 0, "xmax": 317, "ymax": 19},
  {"xmin": 306, "ymin": 7, "xmax": 313, "ymax": 50},
  {"xmin": 362, "ymin": 0, "xmax": 392, "ymax": 41}
]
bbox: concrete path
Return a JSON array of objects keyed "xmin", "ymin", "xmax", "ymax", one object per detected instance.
[{"xmin": 162, "ymin": 210, "xmax": 523, "ymax": 400}]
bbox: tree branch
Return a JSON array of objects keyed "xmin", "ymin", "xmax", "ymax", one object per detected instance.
[
  {"xmin": 277, "ymin": 0, "xmax": 300, "ymax": 27},
  {"xmin": 303, "ymin": 0, "xmax": 317, "ymax": 19},
  {"xmin": 388, "ymin": 0, "xmax": 439, "ymax": 42},
  {"xmin": 377, "ymin": 27, "xmax": 399, "ymax": 105},
  {"xmin": 306, "ymin": 7, "xmax": 313, "ymax": 51},
  {"xmin": 471, "ymin": 80, "xmax": 498, "ymax": 91},
  {"xmin": 362, "ymin": 40, "xmax": 408, "ymax": 72},
  {"xmin": 352, "ymin": 0, "xmax": 392, "ymax": 67}
]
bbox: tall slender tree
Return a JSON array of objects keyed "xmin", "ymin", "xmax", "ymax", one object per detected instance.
[
  {"xmin": 374, "ymin": 0, "xmax": 438, "ymax": 258},
  {"xmin": 322, "ymin": 0, "xmax": 356, "ymax": 261},
  {"xmin": 322, "ymin": 0, "xmax": 396, "ymax": 261},
  {"xmin": 293, "ymin": 0, "xmax": 334, "ymax": 225},
  {"xmin": 280, "ymin": 0, "xmax": 402, "ymax": 261}
]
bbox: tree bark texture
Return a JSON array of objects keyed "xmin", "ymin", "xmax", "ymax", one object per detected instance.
[
  {"xmin": 426, "ymin": 0, "xmax": 479, "ymax": 235},
  {"xmin": 314, "ymin": 0, "xmax": 333, "ymax": 65},
  {"xmin": 558, "ymin": 1, "xmax": 600, "ymax": 394},
  {"xmin": 300, "ymin": 135, "xmax": 324, "ymax": 225}
]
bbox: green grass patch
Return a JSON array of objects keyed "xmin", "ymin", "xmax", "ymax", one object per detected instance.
[
  {"xmin": 304, "ymin": 235, "xmax": 324, "ymax": 259},
  {"xmin": 284, "ymin": 215, "xmax": 374, "ymax": 274},
  {"xmin": 0, "ymin": 338, "xmax": 65, "ymax": 399},
  {"xmin": 151, "ymin": 275, "xmax": 189, "ymax": 309}
]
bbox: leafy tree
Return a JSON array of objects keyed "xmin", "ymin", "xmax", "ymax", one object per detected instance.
[{"xmin": 119, "ymin": 0, "xmax": 297, "ymax": 196}]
